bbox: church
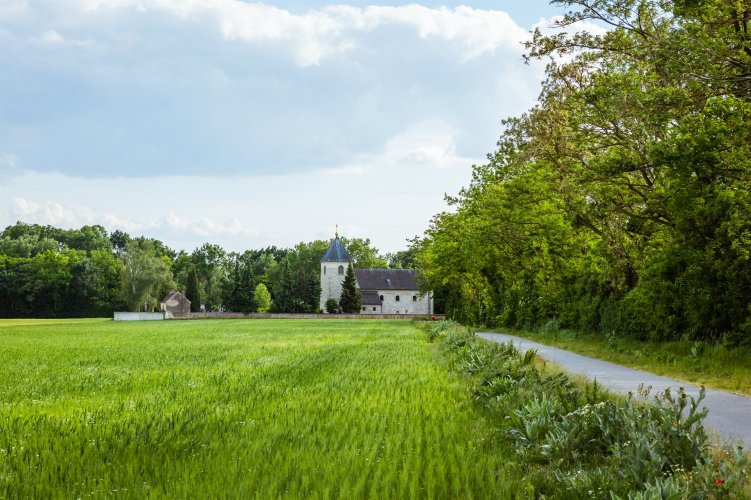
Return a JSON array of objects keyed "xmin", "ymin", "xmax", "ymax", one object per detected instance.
[{"xmin": 319, "ymin": 233, "xmax": 433, "ymax": 315}]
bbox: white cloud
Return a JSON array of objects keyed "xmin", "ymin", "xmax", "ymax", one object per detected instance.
[
  {"xmin": 9, "ymin": 199, "xmax": 77, "ymax": 226},
  {"xmin": 6, "ymin": 196, "xmax": 249, "ymax": 241},
  {"xmin": 1, "ymin": 122, "xmax": 475, "ymax": 251},
  {"xmin": 0, "ymin": 0, "xmax": 29, "ymax": 21},
  {"xmin": 192, "ymin": 216, "xmax": 243, "ymax": 237},
  {"xmin": 9, "ymin": 196, "xmax": 132, "ymax": 230},
  {"xmin": 380, "ymin": 122, "xmax": 463, "ymax": 167},
  {"xmin": 68, "ymin": 1, "xmax": 530, "ymax": 66},
  {"xmin": 334, "ymin": 5, "xmax": 527, "ymax": 59},
  {"xmin": 164, "ymin": 211, "xmax": 188, "ymax": 230},
  {"xmin": 11, "ymin": 197, "xmax": 39, "ymax": 217},
  {"xmin": 39, "ymin": 29, "xmax": 63, "ymax": 44},
  {"xmin": 33, "ymin": 28, "xmax": 102, "ymax": 50},
  {"xmin": 318, "ymin": 121, "xmax": 470, "ymax": 177},
  {"xmin": 100, "ymin": 213, "xmax": 143, "ymax": 232}
]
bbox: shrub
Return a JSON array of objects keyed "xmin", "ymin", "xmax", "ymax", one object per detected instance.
[
  {"xmin": 325, "ymin": 298, "xmax": 339, "ymax": 314},
  {"xmin": 420, "ymin": 320, "xmax": 749, "ymax": 498}
]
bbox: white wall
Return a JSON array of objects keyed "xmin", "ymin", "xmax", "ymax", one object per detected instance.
[
  {"xmin": 370, "ymin": 290, "xmax": 432, "ymax": 315},
  {"xmin": 114, "ymin": 312, "xmax": 166, "ymax": 321},
  {"xmin": 320, "ymin": 261, "xmax": 348, "ymax": 312}
]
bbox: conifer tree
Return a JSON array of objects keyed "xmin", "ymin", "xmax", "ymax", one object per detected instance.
[
  {"xmin": 238, "ymin": 263, "xmax": 257, "ymax": 313},
  {"xmin": 227, "ymin": 261, "xmax": 257, "ymax": 313},
  {"xmin": 272, "ymin": 260, "xmax": 295, "ymax": 312},
  {"xmin": 306, "ymin": 272, "xmax": 322, "ymax": 313},
  {"xmin": 185, "ymin": 265, "xmax": 200, "ymax": 312},
  {"xmin": 339, "ymin": 263, "xmax": 361, "ymax": 313}
]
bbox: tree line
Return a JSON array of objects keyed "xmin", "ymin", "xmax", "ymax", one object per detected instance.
[
  {"xmin": 414, "ymin": 0, "xmax": 751, "ymax": 345},
  {"xmin": 0, "ymin": 222, "xmax": 414, "ymax": 317}
]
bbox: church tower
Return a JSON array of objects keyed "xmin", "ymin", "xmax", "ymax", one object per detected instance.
[{"xmin": 320, "ymin": 229, "xmax": 351, "ymax": 312}]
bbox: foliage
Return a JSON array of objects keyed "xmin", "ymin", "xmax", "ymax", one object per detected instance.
[
  {"xmin": 325, "ymin": 298, "xmax": 340, "ymax": 314},
  {"xmin": 0, "ymin": 224, "xmax": 124, "ymax": 317},
  {"xmin": 415, "ymin": 0, "xmax": 751, "ymax": 345},
  {"xmin": 184, "ymin": 265, "xmax": 200, "ymax": 312},
  {"xmin": 271, "ymin": 259, "xmax": 318, "ymax": 313},
  {"xmin": 119, "ymin": 240, "xmax": 173, "ymax": 312},
  {"xmin": 225, "ymin": 258, "xmax": 257, "ymax": 313},
  {"xmin": 254, "ymin": 283, "xmax": 272, "ymax": 313},
  {"xmin": 422, "ymin": 321, "xmax": 749, "ymax": 498},
  {"xmin": 339, "ymin": 263, "xmax": 361, "ymax": 313},
  {"xmin": 338, "ymin": 236, "xmax": 389, "ymax": 268},
  {"xmin": 385, "ymin": 246, "xmax": 417, "ymax": 269},
  {"xmin": 0, "ymin": 222, "xmax": 407, "ymax": 317},
  {"xmin": 0, "ymin": 319, "xmax": 518, "ymax": 497}
]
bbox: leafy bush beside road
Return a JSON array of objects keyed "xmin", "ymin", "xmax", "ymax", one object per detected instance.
[{"xmin": 423, "ymin": 320, "xmax": 749, "ymax": 498}]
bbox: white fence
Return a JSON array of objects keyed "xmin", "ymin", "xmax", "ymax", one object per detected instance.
[{"xmin": 114, "ymin": 312, "xmax": 166, "ymax": 321}]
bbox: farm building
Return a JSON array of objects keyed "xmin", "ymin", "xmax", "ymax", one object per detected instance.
[
  {"xmin": 319, "ymin": 233, "xmax": 433, "ymax": 314},
  {"xmin": 160, "ymin": 291, "xmax": 191, "ymax": 319}
]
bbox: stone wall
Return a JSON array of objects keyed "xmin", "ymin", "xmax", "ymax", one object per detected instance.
[{"xmin": 189, "ymin": 312, "xmax": 443, "ymax": 320}]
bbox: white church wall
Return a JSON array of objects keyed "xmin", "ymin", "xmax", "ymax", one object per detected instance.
[
  {"xmin": 320, "ymin": 262, "xmax": 347, "ymax": 312},
  {"xmin": 375, "ymin": 290, "xmax": 432, "ymax": 315}
]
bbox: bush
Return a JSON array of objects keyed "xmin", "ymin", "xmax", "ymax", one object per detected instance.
[
  {"xmin": 420, "ymin": 320, "xmax": 749, "ymax": 498},
  {"xmin": 325, "ymin": 298, "xmax": 339, "ymax": 314}
]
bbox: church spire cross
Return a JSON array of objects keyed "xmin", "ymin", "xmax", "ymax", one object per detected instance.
[{"xmin": 335, "ymin": 224, "xmax": 339, "ymax": 238}]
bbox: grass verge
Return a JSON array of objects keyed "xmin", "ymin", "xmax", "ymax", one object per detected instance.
[
  {"xmin": 421, "ymin": 320, "xmax": 749, "ymax": 498},
  {"xmin": 487, "ymin": 327, "xmax": 751, "ymax": 397}
]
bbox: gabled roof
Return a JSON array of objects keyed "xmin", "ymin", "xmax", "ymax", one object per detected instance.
[
  {"xmin": 161, "ymin": 290, "xmax": 190, "ymax": 304},
  {"xmin": 321, "ymin": 236, "xmax": 351, "ymax": 262},
  {"xmin": 361, "ymin": 290, "xmax": 381, "ymax": 305},
  {"xmin": 355, "ymin": 268, "xmax": 419, "ymax": 291}
]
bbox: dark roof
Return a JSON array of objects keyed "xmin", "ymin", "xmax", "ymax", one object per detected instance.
[
  {"xmin": 361, "ymin": 290, "xmax": 381, "ymax": 305},
  {"xmin": 356, "ymin": 268, "xmax": 419, "ymax": 291},
  {"xmin": 321, "ymin": 236, "xmax": 351, "ymax": 262},
  {"xmin": 161, "ymin": 290, "xmax": 181, "ymax": 302}
]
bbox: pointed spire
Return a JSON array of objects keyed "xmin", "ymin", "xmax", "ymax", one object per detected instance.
[{"xmin": 321, "ymin": 228, "xmax": 351, "ymax": 262}]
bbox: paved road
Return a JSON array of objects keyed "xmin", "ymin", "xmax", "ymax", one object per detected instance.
[{"xmin": 477, "ymin": 332, "xmax": 751, "ymax": 448}]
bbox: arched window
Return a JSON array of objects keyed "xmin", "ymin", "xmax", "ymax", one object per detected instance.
[
  {"xmin": 379, "ymin": 295, "xmax": 384, "ymax": 302},
  {"xmin": 395, "ymin": 295, "xmax": 400, "ymax": 302},
  {"xmin": 338, "ymin": 265, "xmax": 344, "ymax": 275},
  {"xmin": 323, "ymin": 266, "xmax": 326, "ymax": 275},
  {"xmin": 412, "ymin": 295, "xmax": 417, "ymax": 301}
]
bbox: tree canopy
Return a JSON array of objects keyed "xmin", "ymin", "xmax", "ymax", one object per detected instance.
[
  {"xmin": 0, "ymin": 222, "xmax": 403, "ymax": 318},
  {"xmin": 415, "ymin": 0, "xmax": 751, "ymax": 344}
]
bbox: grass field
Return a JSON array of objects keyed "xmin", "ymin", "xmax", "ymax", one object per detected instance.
[
  {"xmin": 491, "ymin": 328, "xmax": 751, "ymax": 397},
  {"xmin": 0, "ymin": 319, "xmax": 516, "ymax": 498}
]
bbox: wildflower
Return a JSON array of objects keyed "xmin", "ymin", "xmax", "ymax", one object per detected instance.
[{"xmin": 715, "ymin": 477, "xmax": 724, "ymax": 485}]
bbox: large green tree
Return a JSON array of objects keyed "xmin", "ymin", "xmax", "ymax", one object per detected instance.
[
  {"xmin": 119, "ymin": 240, "xmax": 174, "ymax": 312},
  {"xmin": 417, "ymin": 0, "xmax": 751, "ymax": 343}
]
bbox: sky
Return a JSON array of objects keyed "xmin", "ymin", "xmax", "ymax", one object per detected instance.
[{"xmin": 1, "ymin": 0, "xmax": 585, "ymax": 253}]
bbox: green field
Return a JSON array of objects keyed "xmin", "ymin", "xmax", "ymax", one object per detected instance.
[{"xmin": 0, "ymin": 319, "xmax": 513, "ymax": 498}]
